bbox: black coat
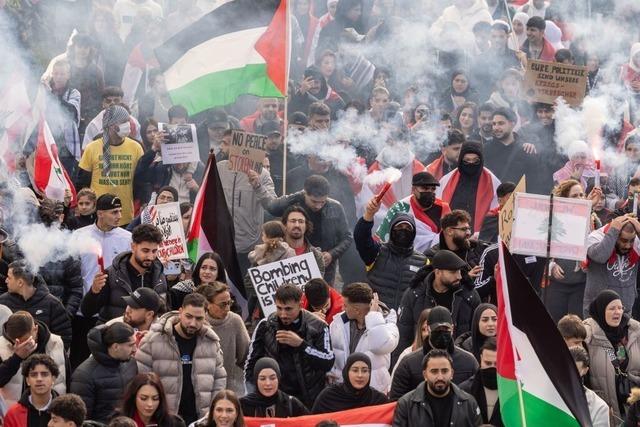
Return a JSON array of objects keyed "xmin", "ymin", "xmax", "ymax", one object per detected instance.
[
  {"xmin": 244, "ymin": 310, "xmax": 335, "ymax": 408},
  {"xmin": 80, "ymin": 251, "xmax": 167, "ymax": 322},
  {"xmin": 392, "ymin": 382, "xmax": 482, "ymax": 427},
  {"xmin": 240, "ymin": 391, "xmax": 309, "ymax": 418},
  {"xmin": 390, "ymin": 342, "xmax": 478, "ymax": 401},
  {"xmin": 40, "ymin": 257, "xmax": 84, "ymax": 317},
  {"xmin": 0, "ymin": 277, "xmax": 72, "ymax": 349},
  {"xmin": 70, "ymin": 325, "xmax": 138, "ymax": 424},
  {"xmin": 460, "ymin": 373, "xmax": 503, "ymax": 426}
]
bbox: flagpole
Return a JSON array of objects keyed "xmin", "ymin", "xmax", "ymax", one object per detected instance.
[
  {"xmin": 515, "ymin": 378, "xmax": 528, "ymax": 427},
  {"xmin": 282, "ymin": 0, "xmax": 291, "ymax": 196},
  {"xmin": 542, "ymin": 194, "xmax": 555, "ymax": 306}
]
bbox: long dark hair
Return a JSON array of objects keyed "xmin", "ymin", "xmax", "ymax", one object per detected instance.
[
  {"xmin": 206, "ymin": 390, "xmax": 246, "ymax": 427},
  {"xmin": 193, "ymin": 252, "xmax": 226, "ymax": 286},
  {"xmin": 120, "ymin": 373, "xmax": 172, "ymax": 425}
]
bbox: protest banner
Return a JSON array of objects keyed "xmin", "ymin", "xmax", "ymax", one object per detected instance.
[
  {"xmin": 158, "ymin": 123, "xmax": 200, "ymax": 165},
  {"xmin": 498, "ymin": 176, "xmax": 526, "ymax": 247},
  {"xmin": 245, "ymin": 402, "xmax": 396, "ymax": 427},
  {"xmin": 510, "ymin": 194, "xmax": 592, "ymax": 261},
  {"xmin": 228, "ymin": 130, "xmax": 267, "ymax": 173},
  {"xmin": 249, "ymin": 252, "xmax": 322, "ymax": 317},
  {"xmin": 141, "ymin": 202, "xmax": 189, "ymax": 261},
  {"xmin": 524, "ymin": 60, "xmax": 588, "ymax": 107}
]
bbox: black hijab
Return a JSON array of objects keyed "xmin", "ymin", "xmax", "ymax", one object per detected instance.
[
  {"xmin": 470, "ymin": 303, "xmax": 497, "ymax": 360},
  {"xmin": 311, "ymin": 353, "xmax": 388, "ymax": 414},
  {"xmin": 450, "ymin": 142, "xmax": 483, "ymax": 220},
  {"xmin": 241, "ymin": 357, "xmax": 282, "ymax": 408},
  {"xmin": 588, "ymin": 289, "xmax": 630, "ymax": 346}
]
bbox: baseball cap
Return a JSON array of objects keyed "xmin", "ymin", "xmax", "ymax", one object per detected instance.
[
  {"xmin": 122, "ymin": 288, "xmax": 161, "ymax": 312},
  {"xmin": 96, "ymin": 194, "xmax": 122, "ymax": 211},
  {"xmin": 260, "ymin": 120, "xmax": 282, "ymax": 137},
  {"xmin": 428, "ymin": 306, "xmax": 454, "ymax": 329},
  {"xmin": 412, "ymin": 172, "xmax": 439, "ymax": 187},
  {"xmin": 206, "ymin": 109, "xmax": 230, "ymax": 129}
]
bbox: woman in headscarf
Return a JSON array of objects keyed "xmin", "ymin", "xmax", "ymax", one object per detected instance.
[
  {"xmin": 240, "ymin": 357, "xmax": 309, "ymax": 418},
  {"xmin": 438, "ymin": 70, "xmax": 478, "ymax": 114},
  {"xmin": 552, "ymin": 141, "xmax": 598, "ymax": 190},
  {"xmin": 455, "ymin": 303, "xmax": 497, "ymax": 361},
  {"xmin": 584, "ymin": 290, "xmax": 640, "ymax": 420},
  {"xmin": 508, "ymin": 12, "xmax": 529, "ymax": 51},
  {"xmin": 312, "ymin": 353, "xmax": 389, "ymax": 414}
]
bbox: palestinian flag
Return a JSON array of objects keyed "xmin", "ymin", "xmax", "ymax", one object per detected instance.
[
  {"xmin": 155, "ymin": 0, "xmax": 287, "ymax": 115},
  {"xmin": 31, "ymin": 117, "xmax": 76, "ymax": 205},
  {"xmin": 245, "ymin": 402, "xmax": 396, "ymax": 427},
  {"xmin": 187, "ymin": 153, "xmax": 247, "ymax": 315},
  {"xmin": 496, "ymin": 242, "xmax": 592, "ymax": 427}
]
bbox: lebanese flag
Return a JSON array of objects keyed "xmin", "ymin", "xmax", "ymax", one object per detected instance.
[
  {"xmin": 187, "ymin": 152, "xmax": 247, "ymax": 316},
  {"xmin": 0, "ymin": 70, "xmax": 32, "ymax": 172},
  {"xmin": 32, "ymin": 117, "xmax": 76, "ymax": 205},
  {"xmin": 496, "ymin": 242, "xmax": 592, "ymax": 427},
  {"xmin": 245, "ymin": 402, "xmax": 396, "ymax": 427},
  {"xmin": 437, "ymin": 168, "xmax": 500, "ymax": 232}
]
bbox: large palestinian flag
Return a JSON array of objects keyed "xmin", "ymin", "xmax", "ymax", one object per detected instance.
[
  {"xmin": 496, "ymin": 242, "xmax": 592, "ymax": 427},
  {"xmin": 187, "ymin": 153, "xmax": 247, "ymax": 315},
  {"xmin": 155, "ymin": 0, "xmax": 287, "ymax": 115}
]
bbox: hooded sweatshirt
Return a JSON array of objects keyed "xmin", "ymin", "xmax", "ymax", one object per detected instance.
[{"xmin": 3, "ymin": 390, "xmax": 57, "ymax": 427}]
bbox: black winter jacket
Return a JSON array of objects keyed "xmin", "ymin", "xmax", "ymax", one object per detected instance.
[
  {"xmin": 392, "ymin": 382, "xmax": 482, "ymax": 427},
  {"xmin": 0, "ymin": 277, "xmax": 71, "ymax": 349},
  {"xmin": 244, "ymin": 310, "xmax": 335, "ymax": 408},
  {"xmin": 81, "ymin": 251, "xmax": 167, "ymax": 322},
  {"xmin": 40, "ymin": 257, "xmax": 84, "ymax": 317},
  {"xmin": 70, "ymin": 325, "xmax": 138, "ymax": 424},
  {"xmin": 390, "ymin": 342, "xmax": 478, "ymax": 401},
  {"xmin": 460, "ymin": 373, "xmax": 503, "ymax": 426}
]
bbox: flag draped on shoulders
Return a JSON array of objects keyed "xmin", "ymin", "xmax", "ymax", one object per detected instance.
[
  {"xmin": 187, "ymin": 153, "xmax": 247, "ymax": 315},
  {"xmin": 155, "ymin": 0, "xmax": 287, "ymax": 115},
  {"xmin": 496, "ymin": 241, "xmax": 592, "ymax": 427}
]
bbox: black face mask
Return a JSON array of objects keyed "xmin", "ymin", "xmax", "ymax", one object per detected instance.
[
  {"xmin": 481, "ymin": 367, "xmax": 497, "ymax": 390},
  {"xmin": 417, "ymin": 191, "xmax": 436, "ymax": 208},
  {"xmin": 391, "ymin": 228, "xmax": 413, "ymax": 248},
  {"xmin": 429, "ymin": 329, "xmax": 453, "ymax": 349},
  {"xmin": 459, "ymin": 161, "xmax": 482, "ymax": 177}
]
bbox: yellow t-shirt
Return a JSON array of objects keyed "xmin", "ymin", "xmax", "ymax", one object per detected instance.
[{"xmin": 79, "ymin": 137, "xmax": 144, "ymax": 225}]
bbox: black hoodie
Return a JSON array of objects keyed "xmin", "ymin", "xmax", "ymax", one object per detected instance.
[{"xmin": 4, "ymin": 390, "xmax": 58, "ymax": 427}]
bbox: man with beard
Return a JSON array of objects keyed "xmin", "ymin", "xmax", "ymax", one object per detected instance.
[
  {"xmin": 288, "ymin": 66, "xmax": 345, "ymax": 119},
  {"xmin": 136, "ymin": 293, "xmax": 226, "ymax": 425},
  {"xmin": 483, "ymin": 108, "xmax": 537, "ymax": 192},
  {"xmin": 355, "ymin": 198, "xmax": 427, "ymax": 310},
  {"xmin": 396, "ymin": 249, "xmax": 480, "ymax": 355},
  {"xmin": 240, "ymin": 98, "xmax": 282, "ymax": 133},
  {"xmin": 281, "ymin": 205, "xmax": 325, "ymax": 275},
  {"xmin": 475, "ymin": 103, "xmax": 495, "ymax": 144},
  {"xmin": 390, "ymin": 307, "xmax": 478, "ymax": 402},
  {"xmin": 426, "ymin": 130, "xmax": 466, "ymax": 180},
  {"xmin": 81, "ymin": 224, "xmax": 167, "ymax": 323},
  {"xmin": 106, "ymin": 288, "xmax": 161, "ymax": 336},
  {"xmin": 460, "ymin": 338, "xmax": 502, "ymax": 426},
  {"xmin": 583, "ymin": 215, "xmax": 640, "ymax": 317},
  {"xmin": 437, "ymin": 142, "xmax": 501, "ymax": 234}
]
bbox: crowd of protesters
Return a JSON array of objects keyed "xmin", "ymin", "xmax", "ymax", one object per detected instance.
[{"xmin": 2, "ymin": 0, "xmax": 640, "ymax": 426}]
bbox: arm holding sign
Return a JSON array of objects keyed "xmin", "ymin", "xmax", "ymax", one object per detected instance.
[{"xmin": 249, "ymin": 169, "xmax": 277, "ymax": 206}]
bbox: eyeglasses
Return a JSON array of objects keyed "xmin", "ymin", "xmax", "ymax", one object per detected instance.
[
  {"xmin": 287, "ymin": 218, "xmax": 306, "ymax": 224},
  {"xmin": 215, "ymin": 301, "xmax": 232, "ymax": 308},
  {"xmin": 450, "ymin": 226, "xmax": 472, "ymax": 232}
]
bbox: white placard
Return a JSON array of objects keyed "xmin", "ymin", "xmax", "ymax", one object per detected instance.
[
  {"xmin": 159, "ymin": 123, "xmax": 200, "ymax": 165},
  {"xmin": 141, "ymin": 202, "xmax": 189, "ymax": 261}
]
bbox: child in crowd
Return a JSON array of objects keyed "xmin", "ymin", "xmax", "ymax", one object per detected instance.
[{"xmin": 248, "ymin": 221, "xmax": 296, "ymax": 266}]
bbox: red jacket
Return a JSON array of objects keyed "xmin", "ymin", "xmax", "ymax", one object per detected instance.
[
  {"xmin": 301, "ymin": 286, "xmax": 344, "ymax": 325},
  {"xmin": 4, "ymin": 392, "xmax": 54, "ymax": 427}
]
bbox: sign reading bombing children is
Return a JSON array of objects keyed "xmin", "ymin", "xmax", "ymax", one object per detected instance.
[
  {"xmin": 524, "ymin": 60, "xmax": 588, "ymax": 107},
  {"xmin": 249, "ymin": 253, "xmax": 322, "ymax": 317},
  {"xmin": 228, "ymin": 130, "xmax": 267, "ymax": 173}
]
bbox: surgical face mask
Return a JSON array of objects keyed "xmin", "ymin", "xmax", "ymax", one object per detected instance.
[
  {"xmin": 116, "ymin": 122, "xmax": 131, "ymax": 138},
  {"xmin": 429, "ymin": 329, "xmax": 453, "ymax": 349},
  {"xmin": 480, "ymin": 367, "xmax": 497, "ymax": 390}
]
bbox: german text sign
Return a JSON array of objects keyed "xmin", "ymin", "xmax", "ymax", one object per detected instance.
[
  {"xmin": 229, "ymin": 130, "xmax": 267, "ymax": 173},
  {"xmin": 524, "ymin": 60, "xmax": 588, "ymax": 107},
  {"xmin": 249, "ymin": 253, "xmax": 322, "ymax": 317}
]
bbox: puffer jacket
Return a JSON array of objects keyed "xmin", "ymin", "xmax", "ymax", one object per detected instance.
[
  {"xmin": 136, "ymin": 312, "xmax": 227, "ymax": 417},
  {"xmin": 392, "ymin": 382, "xmax": 482, "ymax": 427},
  {"xmin": 81, "ymin": 251, "xmax": 167, "ymax": 322},
  {"xmin": 244, "ymin": 309, "xmax": 335, "ymax": 408},
  {"xmin": 0, "ymin": 277, "xmax": 72, "ymax": 348},
  {"xmin": 584, "ymin": 317, "xmax": 640, "ymax": 420},
  {"xmin": 328, "ymin": 306, "xmax": 399, "ymax": 394},
  {"xmin": 40, "ymin": 256, "xmax": 84, "ymax": 317},
  {"xmin": 70, "ymin": 325, "xmax": 138, "ymax": 424},
  {"xmin": 0, "ymin": 321, "xmax": 66, "ymax": 408}
]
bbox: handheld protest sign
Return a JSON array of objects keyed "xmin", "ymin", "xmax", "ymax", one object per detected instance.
[
  {"xmin": 524, "ymin": 60, "xmax": 588, "ymax": 107},
  {"xmin": 249, "ymin": 253, "xmax": 323, "ymax": 317},
  {"xmin": 228, "ymin": 130, "xmax": 267, "ymax": 173},
  {"xmin": 158, "ymin": 123, "xmax": 200, "ymax": 165},
  {"xmin": 141, "ymin": 202, "xmax": 189, "ymax": 261},
  {"xmin": 499, "ymin": 176, "xmax": 526, "ymax": 247}
]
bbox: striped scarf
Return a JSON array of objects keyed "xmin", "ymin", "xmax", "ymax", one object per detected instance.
[{"xmin": 101, "ymin": 105, "xmax": 130, "ymax": 177}]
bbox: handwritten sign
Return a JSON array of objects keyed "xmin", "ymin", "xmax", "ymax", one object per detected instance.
[
  {"xmin": 141, "ymin": 202, "xmax": 189, "ymax": 261},
  {"xmin": 228, "ymin": 130, "xmax": 267, "ymax": 173},
  {"xmin": 510, "ymin": 193, "xmax": 592, "ymax": 261},
  {"xmin": 524, "ymin": 60, "xmax": 588, "ymax": 107},
  {"xmin": 249, "ymin": 253, "xmax": 322, "ymax": 317},
  {"xmin": 159, "ymin": 123, "xmax": 200, "ymax": 165},
  {"xmin": 499, "ymin": 176, "xmax": 526, "ymax": 247}
]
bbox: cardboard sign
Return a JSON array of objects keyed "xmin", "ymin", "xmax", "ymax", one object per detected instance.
[
  {"xmin": 510, "ymin": 194, "xmax": 592, "ymax": 261},
  {"xmin": 524, "ymin": 60, "xmax": 588, "ymax": 107},
  {"xmin": 228, "ymin": 130, "xmax": 267, "ymax": 173},
  {"xmin": 141, "ymin": 202, "xmax": 189, "ymax": 261},
  {"xmin": 158, "ymin": 123, "xmax": 200, "ymax": 165},
  {"xmin": 499, "ymin": 176, "xmax": 526, "ymax": 247},
  {"xmin": 249, "ymin": 253, "xmax": 322, "ymax": 317}
]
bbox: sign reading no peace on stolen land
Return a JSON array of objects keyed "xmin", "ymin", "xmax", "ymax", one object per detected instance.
[
  {"xmin": 228, "ymin": 130, "xmax": 267, "ymax": 173},
  {"xmin": 249, "ymin": 253, "xmax": 322, "ymax": 317}
]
